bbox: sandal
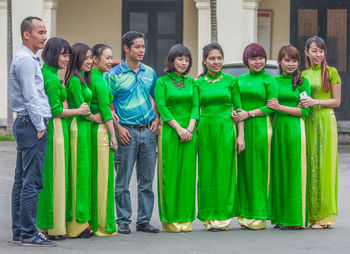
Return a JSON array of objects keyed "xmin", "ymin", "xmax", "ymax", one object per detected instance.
[
  {"xmin": 311, "ymin": 224, "xmax": 332, "ymax": 229},
  {"xmin": 208, "ymin": 226, "xmax": 224, "ymax": 232}
]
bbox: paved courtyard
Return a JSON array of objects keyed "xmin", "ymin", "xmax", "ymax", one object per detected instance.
[{"xmin": 0, "ymin": 141, "xmax": 349, "ymax": 254}]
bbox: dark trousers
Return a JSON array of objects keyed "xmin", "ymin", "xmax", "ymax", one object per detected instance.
[{"xmin": 11, "ymin": 117, "xmax": 47, "ymax": 239}]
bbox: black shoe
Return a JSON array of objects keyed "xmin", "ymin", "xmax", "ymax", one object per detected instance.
[
  {"xmin": 118, "ymin": 224, "xmax": 131, "ymax": 234},
  {"xmin": 78, "ymin": 228, "xmax": 93, "ymax": 238},
  {"xmin": 136, "ymin": 223, "xmax": 159, "ymax": 233}
]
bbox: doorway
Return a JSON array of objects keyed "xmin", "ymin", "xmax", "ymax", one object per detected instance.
[
  {"xmin": 122, "ymin": 0, "xmax": 183, "ymax": 76},
  {"xmin": 291, "ymin": 0, "xmax": 350, "ymax": 120}
]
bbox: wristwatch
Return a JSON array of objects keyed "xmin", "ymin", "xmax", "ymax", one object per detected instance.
[{"xmin": 250, "ymin": 111, "xmax": 256, "ymax": 118}]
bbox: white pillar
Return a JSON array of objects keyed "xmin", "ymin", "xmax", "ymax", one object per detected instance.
[
  {"xmin": 43, "ymin": 0, "xmax": 58, "ymax": 38},
  {"xmin": 0, "ymin": 0, "xmax": 7, "ymax": 126},
  {"xmin": 12, "ymin": 0, "xmax": 44, "ymax": 53},
  {"xmin": 242, "ymin": 0, "xmax": 260, "ymax": 45},
  {"xmin": 216, "ymin": 0, "xmax": 243, "ymax": 63},
  {"xmin": 194, "ymin": 0, "xmax": 211, "ymax": 75}
]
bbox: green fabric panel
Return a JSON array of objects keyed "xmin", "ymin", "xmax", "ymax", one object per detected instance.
[
  {"xmin": 328, "ymin": 66, "xmax": 341, "ymax": 85},
  {"xmin": 196, "ymin": 72, "xmax": 240, "ymax": 221},
  {"xmin": 37, "ymin": 64, "xmax": 69, "ymax": 229},
  {"xmin": 75, "ymin": 117, "xmax": 92, "ymax": 222},
  {"xmin": 156, "ymin": 73, "xmax": 198, "ymax": 222},
  {"xmin": 302, "ymin": 66, "xmax": 339, "ymax": 221},
  {"xmin": 42, "ymin": 63, "xmax": 65, "ymax": 117},
  {"xmin": 66, "ymin": 74, "xmax": 93, "ymax": 223},
  {"xmin": 237, "ymin": 69, "xmax": 278, "ymax": 116},
  {"xmin": 155, "ymin": 76, "xmax": 176, "ymax": 122},
  {"xmin": 90, "ymin": 69, "xmax": 113, "ymax": 122},
  {"xmin": 90, "ymin": 122, "xmax": 99, "ymax": 232},
  {"xmin": 37, "ymin": 119, "xmax": 54, "ymax": 228},
  {"xmin": 106, "ymin": 142, "xmax": 116, "ymax": 232},
  {"xmin": 90, "ymin": 123, "xmax": 116, "ymax": 232},
  {"xmin": 66, "ymin": 75, "xmax": 92, "ymax": 120},
  {"xmin": 237, "ymin": 116, "xmax": 270, "ymax": 219},
  {"xmin": 237, "ymin": 69, "xmax": 277, "ymax": 220},
  {"xmin": 270, "ymin": 73, "xmax": 309, "ymax": 226}
]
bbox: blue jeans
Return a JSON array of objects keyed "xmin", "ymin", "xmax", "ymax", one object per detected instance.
[
  {"xmin": 115, "ymin": 126, "xmax": 157, "ymax": 225},
  {"xmin": 12, "ymin": 117, "xmax": 47, "ymax": 239}
]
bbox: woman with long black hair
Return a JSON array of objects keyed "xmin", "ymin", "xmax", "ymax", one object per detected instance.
[
  {"xmin": 37, "ymin": 38, "xmax": 90, "ymax": 240},
  {"xmin": 65, "ymin": 43, "xmax": 101, "ymax": 238},
  {"xmin": 301, "ymin": 36, "xmax": 341, "ymax": 229},
  {"xmin": 267, "ymin": 45, "xmax": 311, "ymax": 229}
]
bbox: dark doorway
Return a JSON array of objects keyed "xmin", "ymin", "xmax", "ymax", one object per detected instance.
[
  {"xmin": 291, "ymin": 0, "xmax": 350, "ymax": 120},
  {"xmin": 122, "ymin": 0, "xmax": 183, "ymax": 76}
]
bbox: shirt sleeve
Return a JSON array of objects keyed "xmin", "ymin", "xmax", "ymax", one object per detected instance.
[
  {"xmin": 16, "ymin": 56, "xmax": 46, "ymax": 131},
  {"xmin": 45, "ymin": 77, "xmax": 64, "ymax": 118},
  {"xmin": 300, "ymin": 77, "xmax": 312, "ymax": 117},
  {"xmin": 96, "ymin": 80, "xmax": 113, "ymax": 122},
  {"xmin": 231, "ymin": 78, "xmax": 242, "ymax": 110},
  {"xmin": 150, "ymin": 71, "xmax": 158, "ymax": 99},
  {"xmin": 105, "ymin": 72, "xmax": 117, "ymax": 96},
  {"xmin": 328, "ymin": 67, "xmax": 342, "ymax": 85},
  {"xmin": 69, "ymin": 78, "xmax": 90, "ymax": 120},
  {"xmin": 154, "ymin": 78, "xmax": 175, "ymax": 122},
  {"xmin": 190, "ymin": 79, "xmax": 199, "ymax": 120},
  {"xmin": 259, "ymin": 76, "xmax": 279, "ymax": 115}
]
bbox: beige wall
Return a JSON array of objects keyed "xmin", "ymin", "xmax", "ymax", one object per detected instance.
[
  {"xmin": 260, "ymin": 0, "xmax": 290, "ymax": 59},
  {"xmin": 57, "ymin": 0, "xmax": 122, "ymax": 60},
  {"xmin": 183, "ymin": 0, "xmax": 198, "ymax": 78}
]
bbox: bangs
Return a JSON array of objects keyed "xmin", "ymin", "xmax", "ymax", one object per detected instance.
[
  {"xmin": 284, "ymin": 46, "xmax": 300, "ymax": 62},
  {"xmin": 61, "ymin": 39, "xmax": 72, "ymax": 55},
  {"xmin": 243, "ymin": 43, "xmax": 267, "ymax": 66}
]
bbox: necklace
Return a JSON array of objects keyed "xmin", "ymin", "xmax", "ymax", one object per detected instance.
[
  {"xmin": 205, "ymin": 74, "xmax": 223, "ymax": 84},
  {"xmin": 169, "ymin": 75, "xmax": 185, "ymax": 89}
]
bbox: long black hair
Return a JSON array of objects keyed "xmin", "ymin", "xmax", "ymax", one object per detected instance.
[
  {"xmin": 304, "ymin": 36, "xmax": 331, "ymax": 92},
  {"xmin": 198, "ymin": 43, "xmax": 224, "ymax": 78},
  {"xmin": 277, "ymin": 45, "xmax": 303, "ymax": 90},
  {"xmin": 64, "ymin": 43, "xmax": 91, "ymax": 87}
]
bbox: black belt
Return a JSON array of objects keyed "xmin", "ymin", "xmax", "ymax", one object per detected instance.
[
  {"xmin": 17, "ymin": 115, "xmax": 49, "ymax": 126},
  {"xmin": 122, "ymin": 123, "xmax": 151, "ymax": 130}
]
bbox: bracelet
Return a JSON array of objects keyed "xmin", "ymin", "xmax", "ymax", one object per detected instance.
[
  {"xmin": 319, "ymin": 100, "xmax": 321, "ymax": 106},
  {"xmin": 247, "ymin": 111, "xmax": 251, "ymax": 118},
  {"xmin": 185, "ymin": 128, "xmax": 193, "ymax": 134},
  {"xmin": 251, "ymin": 111, "xmax": 256, "ymax": 117}
]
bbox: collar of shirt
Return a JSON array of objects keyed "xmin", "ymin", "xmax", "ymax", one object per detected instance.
[
  {"xmin": 20, "ymin": 45, "xmax": 41, "ymax": 64},
  {"xmin": 120, "ymin": 59, "xmax": 146, "ymax": 75}
]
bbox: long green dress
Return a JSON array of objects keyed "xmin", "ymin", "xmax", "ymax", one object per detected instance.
[
  {"xmin": 236, "ymin": 69, "xmax": 278, "ymax": 229},
  {"xmin": 66, "ymin": 73, "xmax": 93, "ymax": 237},
  {"xmin": 89, "ymin": 69, "xmax": 116, "ymax": 236},
  {"xmin": 37, "ymin": 63, "xmax": 69, "ymax": 236},
  {"xmin": 302, "ymin": 64, "xmax": 341, "ymax": 226},
  {"xmin": 154, "ymin": 72, "xmax": 199, "ymax": 232},
  {"xmin": 270, "ymin": 73, "xmax": 311, "ymax": 228},
  {"xmin": 196, "ymin": 71, "xmax": 241, "ymax": 230}
]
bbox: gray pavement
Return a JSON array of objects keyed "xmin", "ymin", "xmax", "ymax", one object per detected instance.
[{"xmin": 0, "ymin": 141, "xmax": 349, "ymax": 254}]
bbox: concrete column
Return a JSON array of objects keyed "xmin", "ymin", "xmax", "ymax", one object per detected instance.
[
  {"xmin": 43, "ymin": 0, "xmax": 58, "ymax": 38},
  {"xmin": 194, "ymin": 0, "xmax": 211, "ymax": 75},
  {"xmin": 12, "ymin": 0, "xmax": 44, "ymax": 53},
  {"xmin": 216, "ymin": 0, "xmax": 243, "ymax": 63},
  {"xmin": 0, "ymin": 0, "xmax": 7, "ymax": 125},
  {"xmin": 242, "ymin": 0, "xmax": 261, "ymax": 45}
]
